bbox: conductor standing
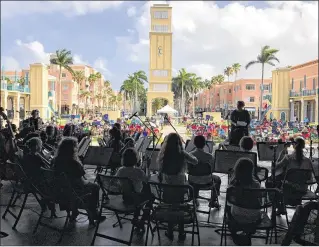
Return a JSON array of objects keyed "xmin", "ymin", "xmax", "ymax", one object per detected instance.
[{"xmin": 229, "ymin": 101, "xmax": 251, "ymax": 145}]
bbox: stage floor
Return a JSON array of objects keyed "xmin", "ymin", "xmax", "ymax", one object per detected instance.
[{"xmin": 1, "ymin": 165, "xmax": 298, "ymax": 246}]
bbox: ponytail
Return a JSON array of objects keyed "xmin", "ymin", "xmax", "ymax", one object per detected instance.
[{"xmin": 294, "ymin": 137, "xmax": 305, "ymax": 164}]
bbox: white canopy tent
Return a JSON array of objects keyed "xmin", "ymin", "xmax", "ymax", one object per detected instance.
[{"xmin": 157, "ymin": 105, "xmax": 178, "ymax": 114}]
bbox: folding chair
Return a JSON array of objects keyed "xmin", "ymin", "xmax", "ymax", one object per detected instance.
[
  {"xmin": 281, "ymin": 201, "xmax": 319, "ymax": 246},
  {"xmin": 91, "ymin": 174, "xmax": 152, "ymax": 246},
  {"xmin": 147, "ymin": 181, "xmax": 200, "ymax": 246},
  {"xmin": 221, "ymin": 186, "xmax": 280, "ymax": 245},
  {"xmin": 2, "ymin": 161, "xmax": 41, "ymax": 230},
  {"xmin": 187, "ymin": 161, "xmax": 221, "ymax": 223},
  {"xmin": 281, "ymin": 168, "xmax": 318, "ymax": 226},
  {"xmin": 33, "ymin": 168, "xmax": 92, "ymax": 244}
]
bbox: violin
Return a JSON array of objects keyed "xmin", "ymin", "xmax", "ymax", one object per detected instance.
[{"xmin": 0, "ymin": 107, "xmax": 19, "ymax": 159}]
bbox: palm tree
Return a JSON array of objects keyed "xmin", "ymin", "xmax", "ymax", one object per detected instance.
[
  {"xmin": 224, "ymin": 67, "xmax": 233, "ymax": 82},
  {"xmin": 116, "ymin": 94, "xmax": 122, "ymax": 110},
  {"xmin": 215, "ymin": 74, "xmax": 225, "ymax": 84},
  {"xmin": 120, "ymin": 80, "xmax": 133, "ymax": 112},
  {"xmin": 72, "ymin": 71, "xmax": 86, "ymax": 113},
  {"xmin": 232, "ymin": 63, "xmax": 241, "ymax": 82},
  {"xmin": 189, "ymin": 75, "xmax": 203, "ymax": 116},
  {"xmin": 79, "ymin": 90, "xmax": 90, "ymax": 113},
  {"xmin": 245, "ymin": 45, "xmax": 280, "ymax": 120},
  {"xmin": 126, "ymin": 71, "xmax": 147, "ymax": 112},
  {"xmin": 17, "ymin": 76, "xmax": 25, "ymax": 86},
  {"xmin": 50, "ymin": 49, "xmax": 74, "ymax": 116},
  {"xmin": 175, "ymin": 68, "xmax": 195, "ymax": 115}
]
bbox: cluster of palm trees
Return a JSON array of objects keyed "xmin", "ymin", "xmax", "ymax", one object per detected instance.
[
  {"xmin": 120, "ymin": 70, "xmax": 148, "ymax": 113},
  {"xmin": 50, "ymin": 49, "xmax": 120, "ymax": 115}
]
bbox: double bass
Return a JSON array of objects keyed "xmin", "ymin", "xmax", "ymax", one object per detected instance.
[{"xmin": 0, "ymin": 107, "xmax": 19, "ymax": 160}]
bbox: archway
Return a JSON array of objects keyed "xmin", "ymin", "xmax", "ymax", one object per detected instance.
[
  {"xmin": 152, "ymin": 98, "xmax": 169, "ymax": 114},
  {"xmin": 147, "ymin": 92, "xmax": 174, "ymax": 117}
]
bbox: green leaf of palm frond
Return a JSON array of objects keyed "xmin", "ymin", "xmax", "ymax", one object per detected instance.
[{"xmin": 245, "ymin": 61, "xmax": 259, "ymax": 70}]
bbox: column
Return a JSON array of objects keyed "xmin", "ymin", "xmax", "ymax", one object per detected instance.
[
  {"xmin": 315, "ymin": 99, "xmax": 318, "ymax": 123},
  {"xmin": 290, "ymin": 101, "xmax": 294, "ymax": 121},
  {"xmin": 2, "ymin": 91, "xmax": 8, "ymax": 112},
  {"xmin": 300, "ymin": 99, "xmax": 304, "ymax": 122},
  {"xmin": 13, "ymin": 93, "xmax": 20, "ymax": 125}
]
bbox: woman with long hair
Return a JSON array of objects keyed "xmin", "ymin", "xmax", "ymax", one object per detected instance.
[
  {"xmin": 157, "ymin": 132, "xmax": 197, "ymax": 241},
  {"xmin": 268, "ymin": 137, "xmax": 313, "ymax": 214},
  {"xmin": 52, "ymin": 137, "xmax": 105, "ymax": 224}
]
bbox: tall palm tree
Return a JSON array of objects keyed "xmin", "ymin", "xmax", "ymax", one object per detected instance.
[
  {"xmin": 176, "ymin": 68, "xmax": 195, "ymax": 115},
  {"xmin": 79, "ymin": 90, "xmax": 90, "ymax": 113},
  {"xmin": 232, "ymin": 63, "xmax": 241, "ymax": 82},
  {"xmin": 50, "ymin": 49, "xmax": 74, "ymax": 116},
  {"xmin": 246, "ymin": 45, "xmax": 280, "ymax": 120},
  {"xmin": 224, "ymin": 67, "xmax": 233, "ymax": 82},
  {"xmin": 72, "ymin": 70, "xmax": 86, "ymax": 113},
  {"xmin": 120, "ymin": 80, "xmax": 134, "ymax": 112},
  {"xmin": 189, "ymin": 75, "xmax": 203, "ymax": 116},
  {"xmin": 126, "ymin": 70, "xmax": 147, "ymax": 112}
]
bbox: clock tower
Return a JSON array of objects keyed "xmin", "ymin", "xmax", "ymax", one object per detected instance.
[{"xmin": 147, "ymin": 4, "xmax": 174, "ymax": 116}]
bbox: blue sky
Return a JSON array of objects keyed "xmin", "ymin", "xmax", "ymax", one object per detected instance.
[{"xmin": 1, "ymin": 1, "xmax": 318, "ymax": 90}]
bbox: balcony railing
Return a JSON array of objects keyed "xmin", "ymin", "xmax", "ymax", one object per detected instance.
[
  {"xmin": 302, "ymin": 89, "xmax": 316, "ymax": 96},
  {"xmin": 290, "ymin": 91, "xmax": 302, "ymax": 97},
  {"xmin": 1, "ymin": 81, "xmax": 30, "ymax": 93}
]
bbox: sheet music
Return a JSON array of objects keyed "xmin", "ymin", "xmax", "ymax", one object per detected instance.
[
  {"xmin": 185, "ymin": 137, "xmax": 213, "ymax": 153},
  {"xmin": 140, "ymin": 137, "xmax": 152, "ymax": 153},
  {"xmin": 83, "ymin": 147, "xmax": 113, "ymax": 167},
  {"xmin": 257, "ymin": 142, "xmax": 286, "ymax": 161},
  {"xmin": 78, "ymin": 138, "xmax": 91, "ymax": 157},
  {"xmin": 214, "ymin": 150, "xmax": 257, "ymax": 174}
]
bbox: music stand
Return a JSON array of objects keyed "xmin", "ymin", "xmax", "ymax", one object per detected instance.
[
  {"xmin": 140, "ymin": 136, "xmax": 152, "ymax": 153},
  {"xmin": 135, "ymin": 136, "xmax": 145, "ymax": 152},
  {"xmin": 144, "ymin": 147, "xmax": 161, "ymax": 171},
  {"xmin": 78, "ymin": 137, "xmax": 91, "ymax": 158},
  {"xmin": 213, "ymin": 150, "xmax": 257, "ymax": 174},
  {"xmin": 185, "ymin": 137, "xmax": 213, "ymax": 154},
  {"xmin": 256, "ymin": 142, "xmax": 286, "ymax": 161},
  {"xmin": 83, "ymin": 147, "xmax": 113, "ymax": 167}
]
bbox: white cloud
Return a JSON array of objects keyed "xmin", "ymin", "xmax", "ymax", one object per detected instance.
[
  {"xmin": 73, "ymin": 54, "xmax": 88, "ymax": 65},
  {"xmin": 117, "ymin": 1, "xmax": 318, "ymax": 80},
  {"xmin": 93, "ymin": 58, "xmax": 112, "ymax": 78},
  {"xmin": 1, "ymin": 40, "xmax": 112, "ymax": 80},
  {"xmin": 127, "ymin": 6, "xmax": 137, "ymax": 17},
  {"xmin": 1, "ymin": 1, "xmax": 123, "ymax": 19}
]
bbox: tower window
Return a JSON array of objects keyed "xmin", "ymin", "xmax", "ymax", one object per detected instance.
[
  {"xmin": 62, "ymin": 73, "xmax": 66, "ymax": 78},
  {"xmin": 304, "ymin": 75, "xmax": 307, "ymax": 88},
  {"xmin": 152, "ymin": 25, "xmax": 169, "ymax": 32},
  {"xmin": 154, "ymin": 11, "xmax": 168, "ymax": 19},
  {"xmin": 291, "ymin": 78, "xmax": 294, "ymax": 89},
  {"xmin": 153, "ymin": 70, "xmax": 168, "ymax": 77}
]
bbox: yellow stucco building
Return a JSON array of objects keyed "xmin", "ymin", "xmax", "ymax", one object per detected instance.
[{"xmin": 147, "ymin": 4, "xmax": 174, "ymax": 116}]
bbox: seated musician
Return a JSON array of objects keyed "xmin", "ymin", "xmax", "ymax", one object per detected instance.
[
  {"xmin": 116, "ymin": 148, "xmax": 153, "ymax": 232},
  {"xmin": 230, "ymin": 101, "xmax": 251, "ymax": 146},
  {"xmin": 114, "ymin": 122, "xmax": 128, "ymax": 141},
  {"xmin": 228, "ymin": 158, "xmax": 262, "ymax": 246},
  {"xmin": 239, "ymin": 136, "xmax": 254, "ymax": 152},
  {"xmin": 108, "ymin": 127, "xmax": 124, "ymax": 174},
  {"xmin": 266, "ymin": 137, "xmax": 313, "ymax": 214},
  {"xmin": 51, "ymin": 137, "xmax": 106, "ymax": 224},
  {"xmin": 23, "ymin": 132, "xmax": 40, "ymax": 146},
  {"xmin": 188, "ymin": 135, "xmax": 221, "ymax": 208},
  {"xmin": 157, "ymin": 133, "xmax": 198, "ymax": 241},
  {"xmin": 63, "ymin": 123, "xmax": 75, "ymax": 137},
  {"xmin": 26, "ymin": 110, "xmax": 43, "ymax": 131},
  {"xmin": 22, "ymin": 137, "xmax": 48, "ymax": 181},
  {"xmin": 46, "ymin": 125, "xmax": 58, "ymax": 147}
]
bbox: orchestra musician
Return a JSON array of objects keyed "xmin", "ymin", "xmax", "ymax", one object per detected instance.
[
  {"xmin": 25, "ymin": 110, "xmax": 44, "ymax": 132},
  {"xmin": 229, "ymin": 101, "xmax": 251, "ymax": 146}
]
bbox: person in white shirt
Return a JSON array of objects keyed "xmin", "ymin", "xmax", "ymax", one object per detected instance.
[{"xmin": 189, "ymin": 135, "xmax": 221, "ymax": 208}]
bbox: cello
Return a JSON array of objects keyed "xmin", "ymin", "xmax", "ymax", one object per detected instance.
[{"xmin": 0, "ymin": 107, "xmax": 19, "ymax": 160}]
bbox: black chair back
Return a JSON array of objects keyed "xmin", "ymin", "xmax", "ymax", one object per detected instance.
[{"xmin": 188, "ymin": 161, "xmax": 212, "ymax": 177}]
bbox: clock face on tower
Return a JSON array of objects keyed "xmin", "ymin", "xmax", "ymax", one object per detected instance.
[{"xmin": 158, "ymin": 46, "xmax": 163, "ymax": 56}]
